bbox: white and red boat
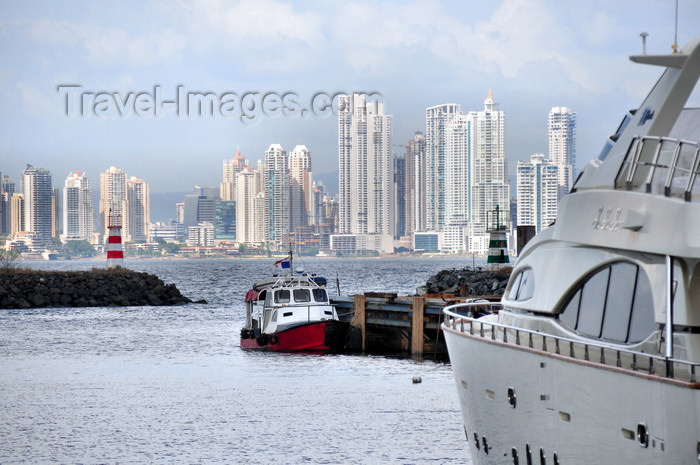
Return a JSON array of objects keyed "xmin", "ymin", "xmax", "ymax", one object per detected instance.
[{"xmin": 240, "ymin": 253, "xmax": 348, "ymax": 353}]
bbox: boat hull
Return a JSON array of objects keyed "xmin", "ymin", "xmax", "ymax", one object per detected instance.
[
  {"xmin": 443, "ymin": 324, "xmax": 700, "ymax": 465},
  {"xmin": 240, "ymin": 320, "xmax": 348, "ymax": 353}
]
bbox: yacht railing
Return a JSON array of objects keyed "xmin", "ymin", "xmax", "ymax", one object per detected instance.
[
  {"xmin": 442, "ymin": 302, "xmax": 700, "ymax": 385},
  {"xmin": 615, "ymin": 135, "xmax": 700, "ymax": 201}
]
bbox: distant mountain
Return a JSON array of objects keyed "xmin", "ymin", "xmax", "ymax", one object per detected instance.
[{"xmin": 315, "ymin": 171, "xmax": 338, "ymax": 197}]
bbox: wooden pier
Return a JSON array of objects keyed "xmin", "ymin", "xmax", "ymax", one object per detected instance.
[{"xmin": 331, "ymin": 293, "xmax": 498, "ymax": 357}]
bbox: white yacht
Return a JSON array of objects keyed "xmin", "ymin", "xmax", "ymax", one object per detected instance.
[{"xmin": 442, "ymin": 36, "xmax": 700, "ymax": 464}]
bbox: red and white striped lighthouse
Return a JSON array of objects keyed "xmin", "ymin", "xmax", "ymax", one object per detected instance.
[{"xmin": 106, "ymin": 211, "xmax": 124, "ymax": 268}]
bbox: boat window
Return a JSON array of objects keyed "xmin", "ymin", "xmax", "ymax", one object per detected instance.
[
  {"xmin": 576, "ymin": 268, "xmax": 609, "ymax": 338},
  {"xmin": 508, "ymin": 268, "xmax": 534, "ymax": 301},
  {"xmin": 628, "ymin": 270, "xmax": 656, "ymax": 343},
  {"xmin": 601, "ymin": 263, "xmax": 637, "ymax": 342},
  {"xmin": 559, "ymin": 289, "xmax": 580, "ymax": 329},
  {"xmin": 293, "ymin": 289, "xmax": 311, "ymax": 303},
  {"xmin": 559, "ymin": 262, "xmax": 657, "ymax": 344},
  {"xmin": 313, "ymin": 288, "xmax": 328, "ymax": 302},
  {"xmin": 274, "ymin": 289, "xmax": 290, "ymax": 303}
]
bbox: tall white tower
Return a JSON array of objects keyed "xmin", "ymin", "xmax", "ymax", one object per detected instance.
[
  {"xmin": 63, "ymin": 171, "xmax": 93, "ymax": 242},
  {"xmin": 445, "ymin": 113, "xmax": 474, "ymax": 227},
  {"xmin": 264, "ymin": 144, "xmax": 289, "ymax": 243},
  {"xmin": 126, "ymin": 176, "xmax": 150, "ymax": 242},
  {"xmin": 288, "ymin": 145, "xmax": 313, "ymax": 230},
  {"xmin": 516, "ymin": 153, "xmax": 559, "ymax": 233},
  {"xmin": 472, "ymin": 90, "xmax": 509, "ymax": 236},
  {"xmin": 99, "ymin": 166, "xmax": 128, "ymax": 240},
  {"xmin": 548, "ymin": 106, "xmax": 577, "ymax": 197},
  {"xmin": 425, "ymin": 103, "xmax": 461, "ymax": 231},
  {"xmin": 338, "ymin": 94, "xmax": 394, "ymax": 236}
]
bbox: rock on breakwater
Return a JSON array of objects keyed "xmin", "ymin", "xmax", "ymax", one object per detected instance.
[
  {"xmin": 0, "ymin": 268, "xmax": 198, "ymax": 309},
  {"xmin": 417, "ymin": 266, "xmax": 512, "ymax": 297}
]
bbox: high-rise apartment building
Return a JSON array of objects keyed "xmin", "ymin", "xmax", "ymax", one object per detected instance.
[
  {"xmin": 394, "ymin": 155, "xmax": 406, "ymax": 239},
  {"xmin": 220, "ymin": 150, "xmax": 245, "ymax": 201},
  {"xmin": 63, "ymin": 171, "xmax": 93, "ymax": 241},
  {"xmin": 472, "ymin": 90, "xmax": 510, "ymax": 234},
  {"xmin": 264, "ymin": 144, "xmax": 289, "ymax": 244},
  {"xmin": 127, "ymin": 176, "xmax": 150, "ymax": 242},
  {"xmin": 517, "ymin": 153, "xmax": 559, "ymax": 233},
  {"xmin": 404, "ymin": 132, "xmax": 426, "ymax": 236},
  {"xmin": 548, "ymin": 106, "xmax": 577, "ymax": 197},
  {"xmin": 288, "ymin": 145, "xmax": 313, "ymax": 230},
  {"xmin": 99, "ymin": 166, "xmax": 128, "ymax": 239},
  {"xmin": 338, "ymin": 94, "xmax": 394, "ymax": 237},
  {"xmin": 21, "ymin": 165, "xmax": 53, "ymax": 248},
  {"xmin": 445, "ymin": 113, "xmax": 474, "ymax": 227},
  {"xmin": 235, "ymin": 166, "xmax": 265, "ymax": 244},
  {"xmin": 0, "ymin": 174, "xmax": 15, "ymax": 235},
  {"xmin": 425, "ymin": 103, "xmax": 461, "ymax": 230}
]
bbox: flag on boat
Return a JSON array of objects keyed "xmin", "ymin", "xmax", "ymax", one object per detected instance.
[{"xmin": 274, "ymin": 258, "xmax": 291, "ymax": 269}]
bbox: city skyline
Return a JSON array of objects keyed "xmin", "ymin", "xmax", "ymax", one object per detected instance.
[{"xmin": 2, "ymin": 1, "xmax": 699, "ymax": 193}]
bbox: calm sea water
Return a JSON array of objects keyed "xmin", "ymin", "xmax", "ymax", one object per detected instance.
[{"xmin": 1, "ymin": 257, "xmax": 482, "ymax": 464}]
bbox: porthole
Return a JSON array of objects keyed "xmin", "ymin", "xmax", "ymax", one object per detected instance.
[
  {"xmin": 637, "ymin": 423, "xmax": 649, "ymax": 448},
  {"xmin": 507, "ymin": 387, "xmax": 517, "ymax": 408}
]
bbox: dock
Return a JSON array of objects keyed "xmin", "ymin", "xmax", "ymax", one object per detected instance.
[{"xmin": 331, "ymin": 293, "xmax": 499, "ymax": 357}]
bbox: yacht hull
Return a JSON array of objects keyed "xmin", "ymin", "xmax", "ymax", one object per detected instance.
[
  {"xmin": 443, "ymin": 324, "xmax": 700, "ymax": 465},
  {"xmin": 240, "ymin": 320, "xmax": 348, "ymax": 353}
]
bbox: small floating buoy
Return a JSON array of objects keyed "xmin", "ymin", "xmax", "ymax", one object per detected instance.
[{"xmin": 412, "ymin": 376, "xmax": 422, "ymax": 384}]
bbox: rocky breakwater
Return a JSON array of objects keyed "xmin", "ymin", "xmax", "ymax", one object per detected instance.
[
  {"xmin": 417, "ymin": 266, "xmax": 512, "ymax": 298},
  {"xmin": 0, "ymin": 268, "xmax": 200, "ymax": 309}
]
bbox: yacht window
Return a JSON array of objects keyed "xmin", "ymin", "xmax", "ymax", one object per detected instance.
[
  {"xmin": 274, "ymin": 289, "xmax": 290, "ymax": 303},
  {"xmin": 507, "ymin": 268, "xmax": 534, "ymax": 301},
  {"xmin": 628, "ymin": 271, "xmax": 656, "ymax": 343},
  {"xmin": 559, "ymin": 262, "xmax": 657, "ymax": 344},
  {"xmin": 601, "ymin": 263, "xmax": 637, "ymax": 342},
  {"xmin": 293, "ymin": 289, "xmax": 311, "ymax": 303},
  {"xmin": 576, "ymin": 268, "xmax": 609, "ymax": 338},
  {"xmin": 559, "ymin": 290, "xmax": 580, "ymax": 329},
  {"xmin": 313, "ymin": 288, "xmax": 328, "ymax": 302}
]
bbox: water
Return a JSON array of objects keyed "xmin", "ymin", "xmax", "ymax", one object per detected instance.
[{"xmin": 1, "ymin": 257, "xmax": 479, "ymax": 464}]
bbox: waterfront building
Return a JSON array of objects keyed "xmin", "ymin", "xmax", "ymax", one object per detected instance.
[
  {"xmin": 338, "ymin": 94, "xmax": 394, "ymax": 241},
  {"xmin": 21, "ymin": 165, "xmax": 53, "ymax": 249},
  {"xmin": 214, "ymin": 200, "xmax": 236, "ymax": 239},
  {"xmin": 127, "ymin": 176, "xmax": 150, "ymax": 242},
  {"xmin": 548, "ymin": 106, "xmax": 577, "ymax": 198},
  {"xmin": 404, "ymin": 131, "xmax": 426, "ymax": 236},
  {"xmin": 220, "ymin": 150, "xmax": 245, "ymax": 201},
  {"xmin": 289, "ymin": 145, "xmax": 313, "ymax": 231},
  {"xmin": 264, "ymin": 144, "xmax": 289, "ymax": 245},
  {"xmin": 517, "ymin": 153, "xmax": 560, "ymax": 234},
  {"xmin": 10, "ymin": 193, "xmax": 24, "ymax": 235},
  {"xmin": 0, "ymin": 174, "xmax": 15, "ymax": 235},
  {"xmin": 445, "ymin": 113, "xmax": 474, "ymax": 228},
  {"xmin": 63, "ymin": 171, "xmax": 94, "ymax": 242},
  {"xmin": 471, "ymin": 90, "xmax": 510, "ymax": 240},
  {"xmin": 99, "ymin": 166, "xmax": 128, "ymax": 240},
  {"xmin": 235, "ymin": 166, "xmax": 265, "ymax": 244},
  {"xmin": 186, "ymin": 222, "xmax": 215, "ymax": 247},
  {"xmin": 394, "ymin": 154, "xmax": 406, "ymax": 239},
  {"xmin": 425, "ymin": 103, "xmax": 461, "ymax": 230}
]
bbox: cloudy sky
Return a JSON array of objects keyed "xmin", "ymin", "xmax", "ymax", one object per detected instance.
[{"xmin": 1, "ymin": 0, "xmax": 699, "ymax": 193}]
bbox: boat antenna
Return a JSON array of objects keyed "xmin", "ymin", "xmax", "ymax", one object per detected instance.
[
  {"xmin": 640, "ymin": 32, "xmax": 649, "ymax": 54},
  {"xmin": 671, "ymin": 0, "xmax": 679, "ymax": 54}
]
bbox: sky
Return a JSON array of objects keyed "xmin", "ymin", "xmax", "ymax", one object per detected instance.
[{"xmin": 1, "ymin": 0, "xmax": 699, "ymax": 193}]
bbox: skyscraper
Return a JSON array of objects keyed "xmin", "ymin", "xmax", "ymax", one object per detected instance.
[
  {"xmin": 548, "ymin": 106, "xmax": 577, "ymax": 197},
  {"xmin": 425, "ymin": 103, "xmax": 461, "ymax": 230},
  {"xmin": 63, "ymin": 171, "xmax": 93, "ymax": 241},
  {"xmin": 517, "ymin": 153, "xmax": 559, "ymax": 233},
  {"xmin": 404, "ymin": 131, "xmax": 426, "ymax": 235},
  {"xmin": 220, "ymin": 150, "xmax": 245, "ymax": 201},
  {"xmin": 127, "ymin": 176, "xmax": 150, "ymax": 242},
  {"xmin": 99, "ymin": 166, "xmax": 128, "ymax": 239},
  {"xmin": 445, "ymin": 113, "xmax": 474, "ymax": 227},
  {"xmin": 264, "ymin": 144, "xmax": 289, "ymax": 244},
  {"xmin": 472, "ymin": 90, "xmax": 510, "ymax": 235},
  {"xmin": 288, "ymin": 145, "xmax": 313, "ymax": 231},
  {"xmin": 21, "ymin": 165, "xmax": 53, "ymax": 248},
  {"xmin": 338, "ymin": 94, "xmax": 394, "ymax": 237},
  {"xmin": 394, "ymin": 154, "xmax": 406, "ymax": 239},
  {"xmin": 235, "ymin": 166, "xmax": 265, "ymax": 244},
  {"xmin": 0, "ymin": 174, "xmax": 15, "ymax": 235}
]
